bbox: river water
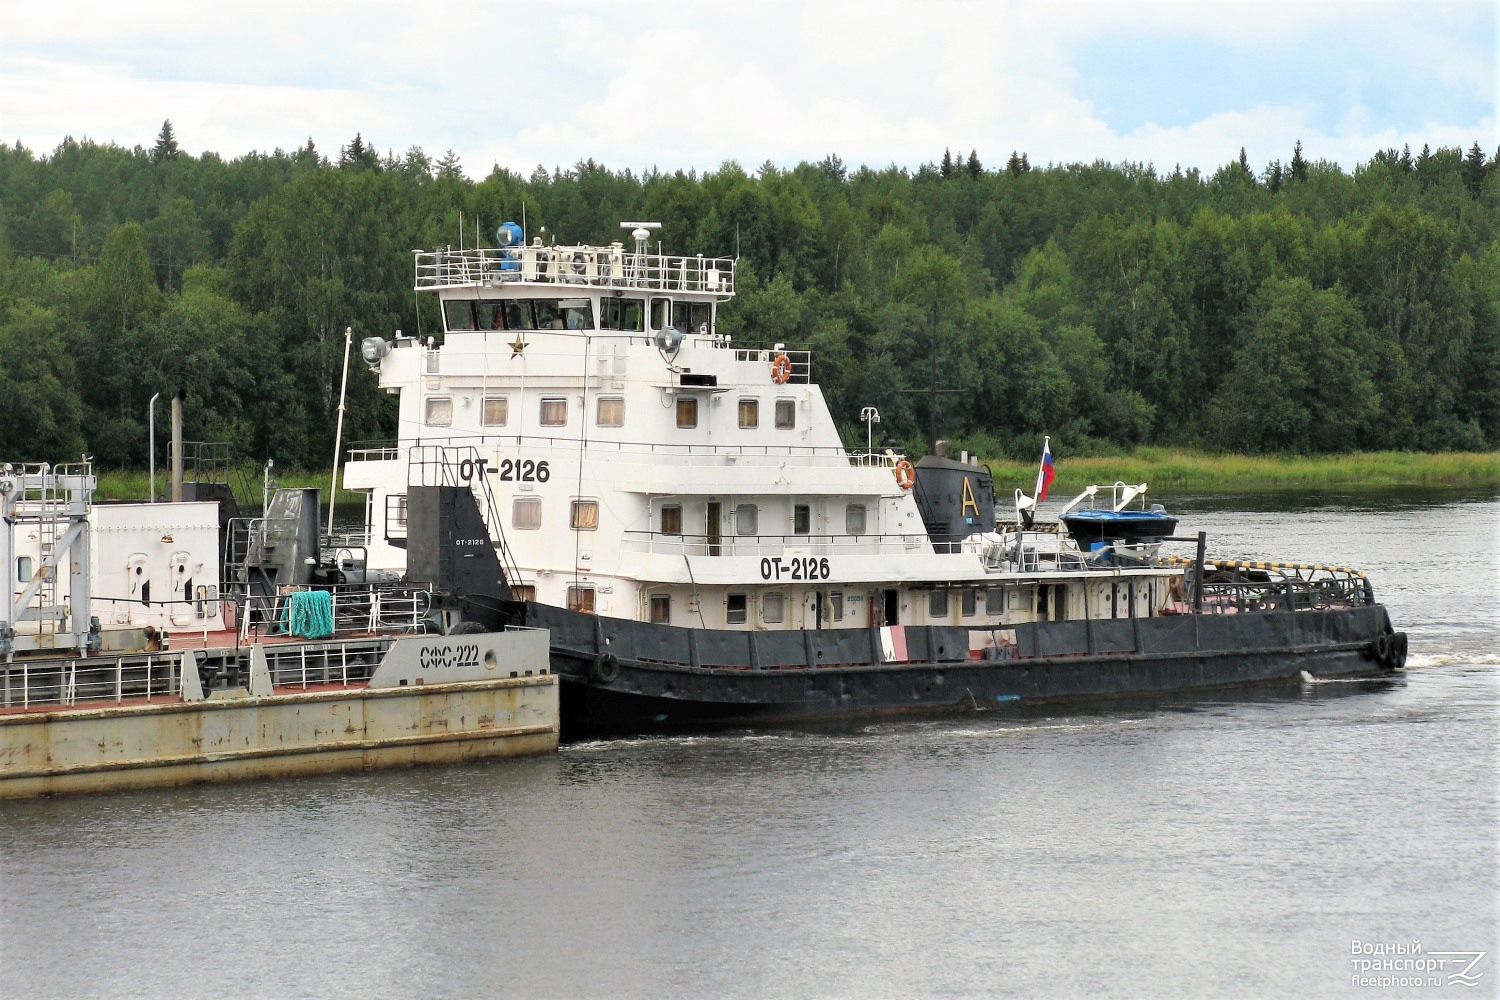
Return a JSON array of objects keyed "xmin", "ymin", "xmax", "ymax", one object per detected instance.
[{"xmin": 1, "ymin": 491, "xmax": 1495, "ymax": 999}]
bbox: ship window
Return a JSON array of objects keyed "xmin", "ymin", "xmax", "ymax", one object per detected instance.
[
  {"xmin": 845, "ymin": 504, "xmax": 866, "ymax": 535},
  {"xmin": 962, "ymin": 588, "xmax": 977, "ymax": 618},
  {"xmin": 443, "ymin": 300, "xmax": 475, "ymax": 331},
  {"xmin": 482, "ymin": 396, "xmax": 508, "ymax": 427},
  {"xmin": 534, "ymin": 301, "xmax": 564, "ymax": 329},
  {"xmin": 726, "ymin": 593, "xmax": 748, "ymax": 625},
  {"xmin": 735, "ymin": 503, "xmax": 758, "ymax": 535},
  {"xmin": 16, "ymin": 556, "xmax": 31, "ymax": 583},
  {"xmin": 762, "ymin": 592, "xmax": 785, "ymax": 624},
  {"xmin": 540, "ymin": 397, "xmax": 568, "ymax": 426},
  {"xmin": 661, "ymin": 505, "xmax": 682, "ymax": 536},
  {"xmin": 987, "ymin": 587, "xmax": 1005, "ymax": 612},
  {"xmin": 512, "ymin": 584, "xmax": 537, "ymax": 602},
  {"xmin": 513, "ymin": 497, "xmax": 542, "ymax": 530},
  {"xmin": 596, "ymin": 396, "xmax": 625, "ymax": 427},
  {"xmin": 738, "ymin": 398, "xmax": 759, "ymax": 428},
  {"xmin": 600, "ymin": 297, "xmax": 646, "ymax": 332},
  {"xmin": 775, "ymin": 399, "xmax": 796, "ymax": 429},
  {"xmin": 503, "ymin": 300, "xmax": 535, "ymax": 330},
  {"xmin": 425, "ymin": 397, "xmax": 453, "ymax": 427},
  {"xmin": 672, "ymin": 300, "xmax": 712, "ymax": 333},
  {"xmin": 650, "ymin": 594, "xmax": 671, "ymax": 624},
  {"xmin": 391, "ymin": 494, "xmax": 408, "ymax": 528},
  {"xmin": 676, "ymin": 397, "xmax": 698, "ymax": 428},
  {"xmin": 561, "ymin": 301, "xmax": 594, "ymax": 330},
  {"xmin": 567, "ymin": 586, "xmax": 596, "ymax": 613},
  {"xmin": 793, "ymin": 504, "xmax": 810, "ymax": 534},
  {"xmin": 477, "ymin": 301, "xmax": 506, "ymax": 330},
  {"xmin": 830, "ymin": 591, "xmax": 844, "ymax": 622},
  {"xmin": 571, "ymin": 500, "xmax": 599, "ymax": 530},
  {"xmin": 929, "ymin": 589, "xmax": 949, "ymax": 618},
  {"xmin": 650, "ymin": 297, "xmax": 671, "ymax": 330}
]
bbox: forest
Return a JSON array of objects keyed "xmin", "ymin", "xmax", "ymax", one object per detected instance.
[{"xmin": 0, "ymin": 122, "xmax": 1496, "ymax": 470}]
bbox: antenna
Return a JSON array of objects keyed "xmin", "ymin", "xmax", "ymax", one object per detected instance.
[
  {"xmin": 458, "ymin": 209, "xmax": 464, "ymax": 251},
  {"xmin": 621, "ymin": 221, "xmax": 661, "ymax": 256}
]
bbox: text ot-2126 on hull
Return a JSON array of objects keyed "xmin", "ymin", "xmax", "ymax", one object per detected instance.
[{"xmin": 345, "ymin": 221, "xmax": 1407, "ymax": 735}]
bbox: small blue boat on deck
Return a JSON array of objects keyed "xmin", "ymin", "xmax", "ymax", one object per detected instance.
[{"xmin": 1059, "ymin": 482, "xmax": 1180, "ymax": 557}]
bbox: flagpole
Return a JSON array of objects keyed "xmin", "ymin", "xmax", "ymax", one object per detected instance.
[{"xmin": 1034, "ymin": 435, "xmax": 1050, "ymax": 502}]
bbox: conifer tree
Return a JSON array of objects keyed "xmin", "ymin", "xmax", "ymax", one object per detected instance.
[
  {"xmin": 152, "ymin": 119, "xmax": 180, "ymax": 161},
  {"xmin": 1290, "ymin": 140, "xmax": 1307, "ymax": 181},
  {"xmin": 966, "ymin": 149, "xmax": 982, "ymax": 179},
  {"xmin": 940, "ymin": 148, "xmax": 954, "ymax": 179}
]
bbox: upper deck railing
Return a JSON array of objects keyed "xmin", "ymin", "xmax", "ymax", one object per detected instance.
[{"xmin": 414, "ymin": 245, "xmax": 737, "ymax": 297}]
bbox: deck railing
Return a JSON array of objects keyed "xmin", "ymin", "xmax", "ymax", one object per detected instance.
[{"xmin": 415, "ymin": 246, "xmax": 736, "ymax": 296}]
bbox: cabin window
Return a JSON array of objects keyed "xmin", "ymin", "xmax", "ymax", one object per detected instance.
[
  {"xmin": 425, "ymin": 397, "xmax": 453, "ymax": 427},
  {"xmin": 661, "ymin": 505, "xmax": 682, "ymax": 536},
  {"xmin": 540, "ymin": 397, "xmax": 568, "ymax": 426},
  {"xmin": 735, "ymin": 503, "xmax": 758, "ymax": 535},
  {"xmin": 962, "ymin": 588, "xmax": 977, "ymax": 618},
  {"xmin": 775, "ymin": 399, "xmax": 796, "ymax": 429},
  {"xmin": 503, "ymin": 300, "xmax": 535, "ymax": 330},
  {"xmin": 738, "ymin": 399, "xmax": 759, "ymax": 429},
  {"xmin": 830, "ymin": 591, "xmax": 844, "ymax": 622},
  {"xmin": 477, "ymin": 301, "xmax": 505, "ymax": 330},
  {"xmin": 15, "ymin": 556, "xmax": 31, "ymax": 584},
  {"xmin": 793, "ymin": 504, "xmax": 810, "ymax": 535},
  {"xmin": 762, "ymin": 592, "xmax": 785, "ymax": 624},
  {"xmin": 560, "ymin": 300, "xmax": 593, "ymax": 330},
  {"xmin": 443, "ymin": 300, "xmax": 475, "ymax": 331},
  {"xmin": 482, "ymin": 396, "xmax": 508, "ymax": 427},
  {"xmin": 672, "ymin": 300, "xmax": 712, "ymax": 334},
  {"xmin": 676, "ymin": 397, "xmax": 698, "ymax": 428},
  {"xmin": 596, "ymin": 396, "xmax": 625, "ymax": 427},
  {"xmin": 533, "ymin": 301, "xmax": 564, "ymax": 329},
  {"xmin": 929, "ymin": 589, "xmax": 949, "ymax": 618},
  {"xmin": 513, "ymin": 497, "xmax": 542, "ymax": 530},
  {"xmin": 512, "ymin": 584, "xmax": 537, "ymax": 602},
  {"xmin": 650, "ymin": 594, "xmax": 671, "ymax": 624},
  {"xmin": 570, "ymin": 500, "xmax": 599, "ymax": 530},
  {"xmin": 391, "ymin": 494, "xmax": 408, "ymax": 528},
  {"xmin": 986, "ymin": 587, "xmax": 1005, "ymax": 612},
  {"xmin": 845, "ymin": 504, "xmax": 866, "ymax": 535},
  {"xmin": 600, "ymin": 297, "xmax": 645, "ymax": 332},
  {"xmin": 567, "ymin": 586, "xmax": 596, "ymax": 613},
  {"xmin": 726, "ymin": 593, "xmax": 748, "ymax": 625},
  {"xmin": 650, "ymin": 297, "xmax": 671, "ymax": 331}
]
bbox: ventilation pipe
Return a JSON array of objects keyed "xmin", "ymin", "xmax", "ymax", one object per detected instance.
[{"xmin": 170, "ymin": 390, "xmax": 184, "ymax": 503}]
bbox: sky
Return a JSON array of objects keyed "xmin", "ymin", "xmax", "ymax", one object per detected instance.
[{"xmin": 1, "ymin": 0, "xmax": 1495, "ymax": 179}]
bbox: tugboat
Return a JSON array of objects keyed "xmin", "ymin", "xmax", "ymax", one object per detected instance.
[{"xmin": 343, "ymin": 221, "xmax": 1408, "ymax": 734}]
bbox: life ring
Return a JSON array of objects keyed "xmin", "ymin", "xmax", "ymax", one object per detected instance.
[
  {"xmin": 770, "ymin": 353, "xmax": 792, "ymax": 384},
  {"xmin": 591, "ymin": 651, "xmax": 620, "ymax": 683},
  {"xmin": 894, "ymin": 459, "xmax": 915, "ymax": 490}
]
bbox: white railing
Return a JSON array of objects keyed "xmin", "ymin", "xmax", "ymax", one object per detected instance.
[
  {"xmin": 1, "ymin": 654, "xmax": 177, "ymax": 709},
  {"xmin": 414, "ymin": 246, "xmax": 736, "ymax": 296},
  {"xmin": 346, "ymin": 436, "xmax": 906, "ymax": 471},
  {"xmin": 622, "ymin": 531, "xmax": 941, "ymax": 558}
]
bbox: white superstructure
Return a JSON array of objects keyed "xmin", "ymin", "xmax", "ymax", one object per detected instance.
[{"xmin": 344, "ymin": 225, "xmax": 1178, "ymax": 643}]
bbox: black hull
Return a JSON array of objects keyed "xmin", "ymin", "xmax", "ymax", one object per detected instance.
[{"xmin": 515, "ymin": 602, "xmax": 1407, "ymax": 736}]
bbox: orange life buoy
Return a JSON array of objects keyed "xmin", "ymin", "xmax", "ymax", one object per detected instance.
[
  {"xmin": 770, "ymin": 353, "xmax": 792, "ymax": 384},
  {"xmin": 894, "ymin": 459, "xmax": 915, "ymax": 490}
]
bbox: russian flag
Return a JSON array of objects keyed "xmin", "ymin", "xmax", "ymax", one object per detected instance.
[{"xmin": 1035, "ymin": 438, "xmax": 1055, "ymax": 503}]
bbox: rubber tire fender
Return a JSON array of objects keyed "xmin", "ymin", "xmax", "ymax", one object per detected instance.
[{"xmin": 592, "ymin": 651, "xmax": 620, "ymax": 683}]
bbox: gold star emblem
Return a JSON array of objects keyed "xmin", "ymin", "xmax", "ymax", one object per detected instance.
[{"xmin": 509, "ymin": 335, "xmax": 527, "ymax": 358}]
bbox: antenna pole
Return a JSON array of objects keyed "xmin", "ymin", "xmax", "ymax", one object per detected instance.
[{"xmin": 328, "ymin": 327, "xmax": 353, "ymax": 535}]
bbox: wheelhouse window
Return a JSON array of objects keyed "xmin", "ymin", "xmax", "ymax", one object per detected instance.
[
  {"xmin": 650, "ymin": 297, "xmax": 671, "ymax": 331},
  {"xmin": 676, "ymin": 397, "xmax": 698, "ymax": 428},
  {"xmin": 726, "ymin": 593, "xmax": 748, "ymax": 625},
  {"xmin": 560, "ymin": 299, "xmax": 593, "ymax": 330},
  {"xmin": 534, "ymin": 301, "xmax": 564, "ymax": 329},
  {"xmin": 567, "ymin": 586, "xmax": 596, "ymax": 613},
  {"xmin": 571, "ymin": 500, "xmax": 599, "ymax": 530},
  {"xmin": 661, "ymin": 505, "xmax": 682, "ymax": 536},
  {"xmin": 513, "ymin": 497, "xmax": 542, "ymax": 530},
  {"xmin": 845, "ymin": 504, "xmax": 867, "ymax": 535},
  {"xmin": 775, "ymin": 399, "xmax": 796, "ymax": 429},
  {"xmin": 738, "ymin": 399, "xmax": 759, "ymax": 429},
  {"xmin": 650, "ymin": 594, "xmax": 671, "ymax": 624},
  {"xmin": 929, "ymin": 589, "xmax": 949, "ymax": 618},
  {"xmin": 600, "ymin": 297, "xmax": 646, "ymax": 332},
  {"xmin": 762, "ymin": 592, "xmax": 785, "ymax": 624},
  {"xmin": 672, "ymin": 300, "xmax": 712, "ymax": 334},
  {"xmin": 424, "ymin": 397, "xmax": 453, "ymax": 427},
  {"xmin": 477, "ymin": 301, "xmax": 505, "ymax": 330},
  {"xmin": 443, "ymin": 300, "xmax": 475, "ymax": 331},
  {"xmin": 503, "ymin": 300, "xmax": 535, "ymax": 330},
  {"xmin": 482, "ymin": 396, "xmax": 508, "ymax": 427},
  {"xmin": 540, "ymin": 397, "xmax": 568, "ymax": 426},
  {"xmin": 962, "ymin": 588, "xmax": 977, "ymax": 618},
  {"xmin": 735, "ymin": 503, "xmax": 758, "ymax": 535},
  {"xmin": 596, "ymin": 396, "xmax": 625, "ymax": 427},
  {"xmin": 793, "ymin": 504, "xmax": 810, "ymax": 535}
]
